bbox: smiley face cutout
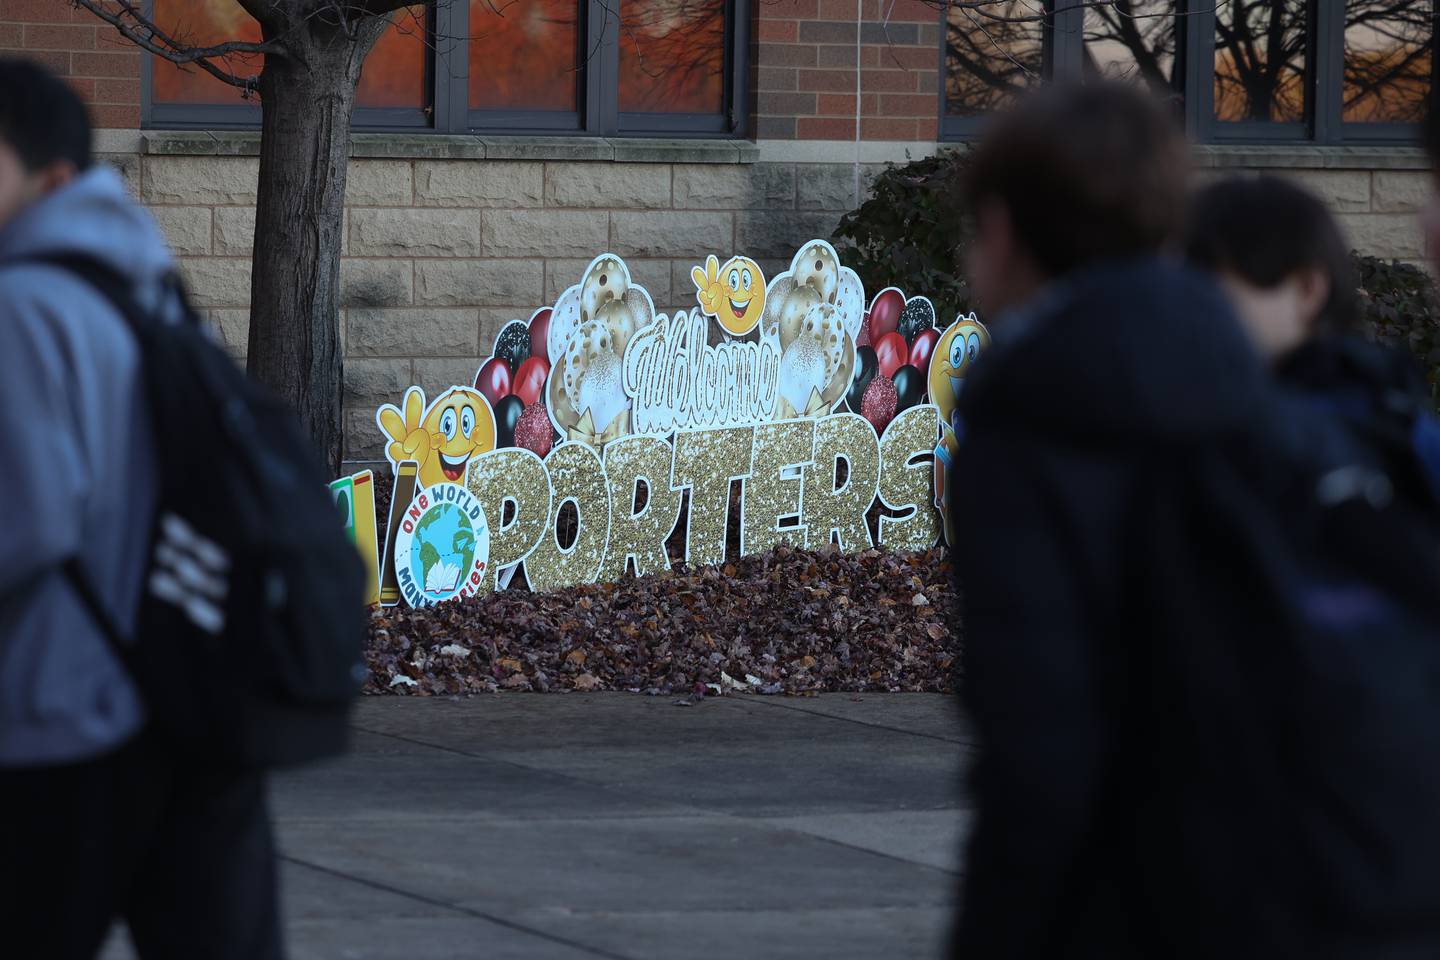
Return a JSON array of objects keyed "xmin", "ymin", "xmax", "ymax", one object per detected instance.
[
  {"xmin": 692, "ymin": 254, "xmax": 767, "ymax": 335},
  {"xmin": 377, "ymin": 385, "xmax": 496, "ymax": 489},
  {"xmin": 928, "ymin": 314, "xmax": 991, "ymax": 427}
]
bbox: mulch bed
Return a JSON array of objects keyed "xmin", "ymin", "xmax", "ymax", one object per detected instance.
[{"xmin": 365, "ymin": 544, "xmax": 958, "ymax": 697}]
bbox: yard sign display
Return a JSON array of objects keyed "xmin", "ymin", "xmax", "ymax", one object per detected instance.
[{"xmin": 342, "ymin": 240, "xmax": 987, "ymax": 607}]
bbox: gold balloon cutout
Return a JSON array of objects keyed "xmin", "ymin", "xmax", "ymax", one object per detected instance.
[
  {"xmin": 877, "ymin": 405, "xmax": 941, "ymax": 551},
  {"xmin": 524, "ymin": 442, "xmax": 612, "ymax": 592},
  {"xmin": 599, "ymin": 435, "xmax": 684, "ymax": 581},
  {"xmin": 803, "ymin": 412, "xmax": 880, "ymax": 552},
  {"xmin": 742, "ymin": 419, "xmax": 815, "ymax": 556},
  {"xmin": 465, "ymin": 448, "xmax": 554, "ymax": 594},
  {"xmin": 671, "ymin": 425, "xmax": 755, "ymax": 568}
]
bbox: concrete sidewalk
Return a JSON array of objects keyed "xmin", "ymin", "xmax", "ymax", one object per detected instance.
[{"xmin": 109, "ymin": 693, "xmax": 971, "ymax": 959}]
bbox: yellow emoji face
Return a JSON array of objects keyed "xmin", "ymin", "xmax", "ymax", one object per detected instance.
[
  {"xmin": 419, "ymin": 387, "xmax": 495, "ymax": 487},
  {"xmin": 928, "ymin": 315, "xmax": 991, "ymax": 425},
  {"xmin": 692, "ymin": 254, "xmax": 767, "ymax": 335},
  {"xmin": 377, "ymin": 385, "xmax": 496, "ymax": 489}
]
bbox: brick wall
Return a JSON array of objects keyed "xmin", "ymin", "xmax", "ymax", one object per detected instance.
[
  {"xmin": 755, "ymin": 0, "xmax": 941, "ymax": 141},
  {"xmin": 0, "ymin": 0, "xmax": 141, "ymax": 128}
]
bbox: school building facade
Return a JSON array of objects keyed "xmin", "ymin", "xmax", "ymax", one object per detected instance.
[{"xmin": 2, "ymin": 0, "xmax": 1433, "ymax": 462}]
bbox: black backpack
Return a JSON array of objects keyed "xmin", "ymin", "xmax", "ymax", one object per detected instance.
[
  {"xmin": 1127, "ymin": 420, "xmax": 1440, "ymax": 957},
  {"xmin": 11, "ymin": 253, "xmax": 367, "ymax": 770}
]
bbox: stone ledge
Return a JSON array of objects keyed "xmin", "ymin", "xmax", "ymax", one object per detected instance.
[
  {"xmin": 142, "ymin": 131, "xmax": 759, "ymax": 164},
  {"xmin": 1193, "ymin": 144, "xmax": 1430, "ymax": 170}
]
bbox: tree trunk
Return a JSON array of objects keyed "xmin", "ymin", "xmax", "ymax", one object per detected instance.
[{"xmin": 247, "ymin": 17, "xmax": 386, "ymax": 473}]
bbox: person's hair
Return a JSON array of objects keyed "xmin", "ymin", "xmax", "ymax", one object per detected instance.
[
  {"xmin": 0, "ymin": 58, "xmax": 92, "ymax": 173},
  {"xmin": 962, "ymin": 82, "xmax": 1188, "ymax": 279},
  {"xmin": 1185, "ymin": 176, "xmax": 1358, "ymax": 337}
]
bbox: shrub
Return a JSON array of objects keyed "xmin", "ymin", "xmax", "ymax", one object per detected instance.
[
  {"xmin": 1354, "ymin": 255, "xmax": 1440, "ymax": 409},
  {"xmin": 833, "ymin": 154, "xmax": 1440, "ymax": 409},
  {"xmin": 832, "ymin": 150, "xmax": 974, "ymax": 325}
]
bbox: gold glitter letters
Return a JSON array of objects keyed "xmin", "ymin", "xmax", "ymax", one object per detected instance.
[
  {"xmin": 877, "ymin": 404, "xmax": 941, "ymax": 551},
  {"xmin": 464, "ymin": 449, "xmax": 553, "ymax": 593},
  {"xmin": 742, "ymin": 418, "xmax": 816, "ymax": 556},
  {"xmin": 524, "ymin": 442, "xmax": 612, "ymax": 592},
  {"xmin": 671, "ymin": 425, "xmax": 754, "ymax": 568},
  {"xmin": 600, "ymin": 435, "xmax": 684, "ymax": 580},
  {"xmin": 803, "ymin": 412, "xmax": 879, "ymax": 552}
]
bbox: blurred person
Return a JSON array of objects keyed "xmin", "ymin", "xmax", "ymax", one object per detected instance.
[
  {"xmin": 949, "ymin": 82, "xmax": 1440, "ymax": 959},
  {"xmin": 1187, "ymin": 175, "xmax": 1440, "ymax": 508},
  {"xmin": 0, "ymin": 59, "xmax": 282, "ymax": 959}
]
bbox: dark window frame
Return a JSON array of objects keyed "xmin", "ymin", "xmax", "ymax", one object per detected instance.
[
  {"xmin": 141, "ymin": 0, "xmax": 750, "ymax": 139},
  {"xmin": 938, "ymin": 0, "xmax": 1065, "ymax": 141},
  {"xmin": 936, "ymin": 0, "xmax": 1436, "ymax": 146}
]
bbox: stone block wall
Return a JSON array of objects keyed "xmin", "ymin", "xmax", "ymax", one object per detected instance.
[
  {"xmin": 1193, "ymin": 151, "xmax": 1433, "ymax": 262},
  {"xmin": 88, "ymin": 139, "xmax": 1434, "ymax": 468},
  {"xmin": 101, "ymin": 145, "xmax": 875, "ymax": 464}
]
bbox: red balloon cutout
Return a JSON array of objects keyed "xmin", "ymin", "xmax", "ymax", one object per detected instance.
[
  {"xmin": 475, "ymin": 356, "xmax": 512, "ymax": 407},
  {"xmin": 874, "ymin": 331, "xmax": 908, "ymax": 380},
  {"xmin": 514, "ymin": 402, "xmax": 553, "ymax": 457},
  {"xmin": 861, "ymin": 375, "xmax": 898, "ymax": 433},
  {"xmin": 908, "ymin": 327, "xmax": 940, "ymax": 373},
  {"xmin": 528, "ymin": 308, "xmax": 552, "ymax": 363},
  {"xmin": 513, "ymin": 356, "xmax": 550, "ymax": 408},
  {"xmin": 868, "ymin": 289, "xmax": 904, "ymax": 341}
]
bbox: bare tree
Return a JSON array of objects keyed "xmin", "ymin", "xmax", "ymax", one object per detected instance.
[
  {"xmin": 1342, "ymin": 0, "xmax": 1433, "ymax": 123},
  {"xmin": 942, "ymin": 1, "xmax": 1432, "ymax": 123},
  {"xmin": 67, "ymin": 0, "xmax": 1427, "ymax": 470},
  {"xmin": 1069, "ymin": 1, "xmax": 1432, "ymax": 123},
  {"xmin": 71, "ymin": 0, "xmax": 728, "ymax": 471},
  {"xmin": 74, "ymin": 0, "xmax": 432, "ymax": 472}
]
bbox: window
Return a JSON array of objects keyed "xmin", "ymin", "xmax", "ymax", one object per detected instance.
[
  {"xmin": 943, "ymin": 0, "xmax": 1050, "ymax": 130},
  {"xmin": 1343, "ymin": 0, "xmax": 1434, "ymax": 129},
  {"xmin": 1212, "ymin": 0, "xmax": 1309, "ymax": 130},
  {"xmin": 143, "ymin": 0, "xmax": 748, "ymax": 137},
  {"xmin": 939, "ymin": 1, "xmax": 1436, "ymax": 145}
]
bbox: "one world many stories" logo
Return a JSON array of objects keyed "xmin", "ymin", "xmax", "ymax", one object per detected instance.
[{"xmin": 391, "ymin": 482, "xmax": 490, "ymax": 607}]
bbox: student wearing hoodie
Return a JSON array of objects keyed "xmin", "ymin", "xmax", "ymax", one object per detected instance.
[
  {"xmin": 0, "ymin": 59, "xmax": 281, "ymax": 959},
  {"xmin": 1185, "ymin": 175, "xmax": 1440, "ymax": 512},
  {"xmin": 947, "ymin": 83, "xmax": 1277, "ymax": 957}
]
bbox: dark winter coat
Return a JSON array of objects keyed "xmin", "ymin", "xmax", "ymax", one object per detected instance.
[
  {"xmin": 947, "ymin": 258, "xmax": 1278, "ymax": 958},
  {"xmin": 1277, "ymin": 336, "xmax": 1440, "ymax": 516}
]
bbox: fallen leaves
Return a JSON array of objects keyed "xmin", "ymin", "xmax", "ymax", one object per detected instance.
[{"xmin": 363, "ymin": 544, "xmax": 959, "ymax": 697}]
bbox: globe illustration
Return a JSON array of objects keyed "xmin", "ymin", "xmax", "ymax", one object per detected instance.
[{"xmin": 408, "ymin": 502, "xmax": 476, "ymax": 598}]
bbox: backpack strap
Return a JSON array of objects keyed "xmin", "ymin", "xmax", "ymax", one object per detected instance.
[{"xmin": 61, "ymin": 557, "xmax": 131, "ymax": 654}]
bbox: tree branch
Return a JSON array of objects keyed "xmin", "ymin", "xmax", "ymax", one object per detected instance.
[{"xmin": 71, "ymin": 0, "xmax": 276, "ymax": 91}]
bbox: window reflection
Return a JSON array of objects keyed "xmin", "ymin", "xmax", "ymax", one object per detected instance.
[
  {"xmin": 1344, "ymin": 0, "xmax": 1434, "ymax": 123},
  {"xmin": 618, "ymin": 0, "xmax": 726, "ymax": 114},
  {"xmin": 1083, "ymin": 0, "xmax": 1182, "ymax": 105},
  {"xmin": 945, "ymin": 0, "xmax": 1048, "ymax": 117},
  {"xmin": 469, "ymin": 0, "xmax": 580, "ymax": 112},
  {"xmin": 1213, "ymin": 0, "xmax": 1308, "ymax": 122},
  {"xmin": 152, "ymin": 1, "xmax": 426, "ymax": 109}
]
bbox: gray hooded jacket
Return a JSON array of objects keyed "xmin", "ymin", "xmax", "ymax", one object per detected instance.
[{"xmin": 0, "ymin": 166, "xmax": 169, "ymax": 766}]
